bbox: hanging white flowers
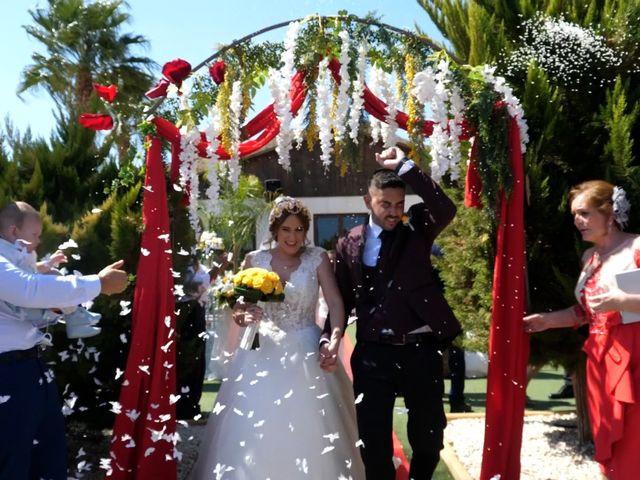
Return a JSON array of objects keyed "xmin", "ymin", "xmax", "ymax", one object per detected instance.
[
  {"xmin": 481, "ymin": 65, "xmax": 529, "ymax": 153},
  {"xmin": 368, "ymin": 67, "xmax": 383, "ymax": 145},
  {"xmin": 268, "ymin": 20, "xmax": 301, "ymax": 171},
  {"xmin": 316, "ymin": 57, "xmax": 334, "ymax": 169},
  {"xmin": 410, "ymin": 59, "xmax": 465, "ymax": 182},
  {"xmin": 179, "ymin": 127, "xmax": 203, "ymax": 235},
  {"xmin": 226, "ymin": 80, "xmax": 243, "ymax": 188},
  {"xmin": 348, "ymin": 42, "xmax": 368, "ymax": 143},
  {"xmin": 372, "ymin": 67, "xmax": 398, "ymax": 147},
  {"xmin": 374, "ymin": 68, "xmax": 399, "ymax": 148},
  {"xmin": 333, "ymin": 30, "xmax": 352, "ymax": 143},
  {"xmin": 204, "ymin": 105, "xmax": 222, "ymax": 215}
]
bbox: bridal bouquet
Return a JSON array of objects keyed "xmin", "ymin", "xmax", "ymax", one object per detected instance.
[
  {"xmin": 214, "ymin": 267, "xmax": 285, "ymax": 350},
  {"xmin": 215, "ymin": 267, "xmax": 285, "ymax": 307}
]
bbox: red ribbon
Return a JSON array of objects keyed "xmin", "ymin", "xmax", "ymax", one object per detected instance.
[{"xmin": 78, "ymin": 113, "xmax": 113, "ymax": 130}]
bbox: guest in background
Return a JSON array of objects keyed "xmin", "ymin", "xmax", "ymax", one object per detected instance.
[{"xmin": 524, "ymin": 181, "xmax": 640, "ymax": 479}]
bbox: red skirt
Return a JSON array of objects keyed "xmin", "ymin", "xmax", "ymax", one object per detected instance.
[{"xmin": 584, "ymin": 320, "xmax": 640, "ymax": 479}]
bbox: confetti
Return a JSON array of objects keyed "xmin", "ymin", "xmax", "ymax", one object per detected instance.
[{"xmin": 58, "ymin": 239, "xmax": 79, "ymax": 250}]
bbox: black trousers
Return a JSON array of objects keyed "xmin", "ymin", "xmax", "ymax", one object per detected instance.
[
  {"xmin": 176, "ymin": 301, "xmax": 207, "ymax": 420},
  {"xmin": 448, "ymin": 345, "xmax": 466, "ymax": 406},
  {"xmin": 351, "ymin": 338, "xmax": 446, "ymax": 480}
]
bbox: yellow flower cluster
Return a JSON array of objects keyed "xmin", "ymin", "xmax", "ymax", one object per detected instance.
[{"xmin": 233, "ymin": 267, "xmax": 284, "ymax": 296}]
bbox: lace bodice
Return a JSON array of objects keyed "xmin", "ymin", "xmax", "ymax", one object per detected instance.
[{"xmin": 250, "ymin": 246, "xmax": 324, "ymax": 339}]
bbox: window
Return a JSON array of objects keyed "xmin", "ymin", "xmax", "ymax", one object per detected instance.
[{"xmin": 314, "ymin": 213, "xmax": 368, "ymax": 250}]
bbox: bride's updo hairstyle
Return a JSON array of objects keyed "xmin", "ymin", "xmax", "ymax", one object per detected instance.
[{"xmin": 268, "ymin": 196, "xmax": 311, "ymax": 241}]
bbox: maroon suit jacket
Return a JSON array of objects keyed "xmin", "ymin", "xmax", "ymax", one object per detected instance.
[{"xmin": 334, "ymin": 165, "xmax": 461, "ymax": 343}]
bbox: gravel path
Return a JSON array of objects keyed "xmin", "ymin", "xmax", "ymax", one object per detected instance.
[
  {"xmin": 444, "ymin": 413, "xmax": 601, "ymax": 479},
  {"xmin": 69, "ymin": 413, "xmax": 601, "ymax": 479}
]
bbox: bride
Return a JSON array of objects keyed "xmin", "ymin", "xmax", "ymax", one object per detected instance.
[{"xmin": 191, "ymin": 197, "xmax": 365, "ymax": 480}]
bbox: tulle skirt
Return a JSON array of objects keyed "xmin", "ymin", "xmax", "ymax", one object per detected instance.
[{"xmin": 190, "ymin": 325, "xmax": 365, "ymax": 480}]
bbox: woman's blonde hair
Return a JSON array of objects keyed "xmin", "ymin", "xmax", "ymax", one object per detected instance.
[{"xmin": 569, "ymin": 180, "xmax": 614, "ymax": 219}]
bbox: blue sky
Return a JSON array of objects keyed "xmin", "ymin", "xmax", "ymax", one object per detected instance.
[{"xmin": 1, "ymin": 0, "xmax": 443, "ymax": 140}]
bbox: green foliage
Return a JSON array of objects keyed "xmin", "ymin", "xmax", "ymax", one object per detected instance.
[
  {"xmin": 436, "ymin": 183, "xmax": 494, "ymax": 352},
  {"xmin": 417, "ymin": 0, "xmax": 640, "ymax": 370},
  {"xmin": 200, "ymin": 173, "xmax": 270, "ymax": 270},
  {"xmin": 598, "ymin": 76, "xmax": 640, "ymax": 201}
]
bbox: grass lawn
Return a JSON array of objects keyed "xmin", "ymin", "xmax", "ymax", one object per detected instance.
[{"xmin": 200, "ymin": 331, "xmax": 574, "ymax": 480}]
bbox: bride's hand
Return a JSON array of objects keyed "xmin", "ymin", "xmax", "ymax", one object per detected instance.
[
  {"xmin": 319, "ymin": 331, "xmax": 341, "ymax": 373},
  {"xmin": 232, "ymin": 303, "xmax": 263, "ymax": 327}
]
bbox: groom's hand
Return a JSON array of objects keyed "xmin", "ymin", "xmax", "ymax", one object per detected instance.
[
  {"xmin": 319, "ymin": 335, "xmax": 340, "ymax": 373},
  {"xmin": 375, "ymin": 146, "xmax": 405, "ymax": 171}
]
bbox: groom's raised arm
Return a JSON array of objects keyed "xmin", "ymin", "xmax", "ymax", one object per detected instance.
[{"xmin": 400, "ymin": 161, "xmax": 456, "ymax": 239}]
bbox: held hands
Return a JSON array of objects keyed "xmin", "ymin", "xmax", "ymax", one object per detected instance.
[
  {"xmin": 318, "ymin": 329, "xmax": 342, "ymax": 373},
  {"xmin": 98, "ymin": 260, "xmax": 128, "ymax": 295},
  {"xmin": 375, "ymin": 146, "xmax": 405, "ymax": 171},
  {"xmin": 232, "ymin": 302, "xmax": 264, "ymax": 327}
]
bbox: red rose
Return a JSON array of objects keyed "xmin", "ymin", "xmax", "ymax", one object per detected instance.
[
  {"xmin": 209, "ymin": 60, "xmax": 226, "ymax": 84},
  {"xmin": 93, "ymin": 83, "xmax": 117, "ymax": 103},
  {"xmin": 162, "ymin": 59, "xmax": 192, "ymax": 87},
  {"xmin": 79, "ymin": 113, "xmax": 114, "ymax": 130}
]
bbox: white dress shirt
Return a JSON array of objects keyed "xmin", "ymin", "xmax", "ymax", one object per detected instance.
[{"xmin": 0, "ymin": 245, "xmax": 101, "ymax": 353}]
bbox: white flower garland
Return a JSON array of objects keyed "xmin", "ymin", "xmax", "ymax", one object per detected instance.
[
  {"xmin": 411, "ymin": 61, "xmax": 455, "ymax": 182},
  {"xmin": 179, "ymin": 127, "xmax": 203, "ymax": 235},
  {"xmin": 316, "ymin": 57, "xmax": 333, "ymax": 169},
  {"xmin": 348, "ymin": 42, "xmax": 368, "ymax": 144},
  {"xmin": 481, "ymin": 65, "xmax": 529, "ymax": 153},
  {"xmin": 377, "ymin": 69, "xmax": 399, "ymax": 148},
  {"xmin": 204, "ymin": 105, "xmax": 222, "ymax": 215},
  {"xmin": 333, "ymin": 30, "xmax": 352, "ymax": 143},
  {"xmin": 226, "ymin": 80, "xmax": 243, "ymax": 188},
  {"xmin": 268, "ymin": 21, "xmax": 301, "ymax": 171},
  {"xmin": 368, "ymin": 67, "xmax": 398, "ymax": 147},
  {"xmin": 368, "ymin": 67, "xmax": 383, "ymax": 145},
  {"xmin": 447, "ymin": 81, "xmax": 466, "ymax": 181}
]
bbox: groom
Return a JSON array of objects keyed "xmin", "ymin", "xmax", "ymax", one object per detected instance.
[{"xmin": 326, "ymin": 146, "xmax": 461, "ymax": 479}]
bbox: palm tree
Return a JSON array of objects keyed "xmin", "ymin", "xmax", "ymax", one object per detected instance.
[{"xmin": 18, "ymin": 0, "xmax": 156, "ymax": 160}]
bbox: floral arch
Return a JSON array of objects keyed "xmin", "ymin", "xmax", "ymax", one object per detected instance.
[{"xmin": 94, "ymin": 14, "xmax": 529, "ymax": 480}]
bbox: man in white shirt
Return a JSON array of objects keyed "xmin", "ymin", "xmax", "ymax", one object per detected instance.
[{"xmin": 0, "ymin": 201, "xmax": 128, "ymax": 480}]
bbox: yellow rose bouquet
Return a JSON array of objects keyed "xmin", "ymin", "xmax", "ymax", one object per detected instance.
[{"xmin": 215, "ymin": 267, "xmax": 284, "ymax": 307}]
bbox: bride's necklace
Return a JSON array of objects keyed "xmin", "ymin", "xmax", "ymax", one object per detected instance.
[{"xmin": 272, "ymin": 250, "xmax": 302, "ymax": 271}]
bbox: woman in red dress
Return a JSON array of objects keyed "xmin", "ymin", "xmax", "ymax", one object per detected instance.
[{"xmin": 524, "ymin": 180, "xmax": 640, "ymax": 479}]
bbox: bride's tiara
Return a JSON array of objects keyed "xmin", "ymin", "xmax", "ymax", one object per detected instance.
[{"xmin": 269, "ymin": 196, "xmax": 310, "ymax": 225}]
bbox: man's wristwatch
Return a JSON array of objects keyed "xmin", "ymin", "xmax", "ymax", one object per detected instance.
[{"xmin": 395, "ymin": 158, "xmax": 407, "ymax": 173}]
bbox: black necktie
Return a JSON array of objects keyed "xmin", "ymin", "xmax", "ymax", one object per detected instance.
[{"xmin": 377, "ymin": 229, "xmax": 393, "ymax": 266}]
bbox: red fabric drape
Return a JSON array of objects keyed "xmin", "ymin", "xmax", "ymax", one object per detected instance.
[
  {"xmin": 464, "ymin": 140, "xmax": 483, "ymax": 208},
  {"xmin": 106, "ymin": 136, "xmax": 177, "ymax": 480},
  {"xmin": 479, "ymin": 118, "xmax": 528, "ymax": 480}
]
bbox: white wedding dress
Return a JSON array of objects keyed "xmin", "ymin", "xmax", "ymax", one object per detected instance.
[{"xmin": 191, "ymin": 247, "xmax": 365, "ymax": 480}]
